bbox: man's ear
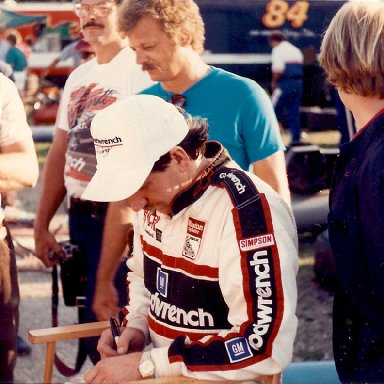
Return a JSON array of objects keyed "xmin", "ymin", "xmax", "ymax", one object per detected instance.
[
  {"xmin": 169, "ymin": 147, "xmax": 189, "ymax": 170},
  {"xmin": 178, "ymin": 30, "xmax": 192, "ymax": 47}
]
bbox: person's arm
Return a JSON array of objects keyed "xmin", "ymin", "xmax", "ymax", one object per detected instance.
[
  {"xmin": 85, "ymin": 216, "xmax": 161, "ymax": 383},
  {"xmin": 252, "ymin": 150, "xmax": 291, "ymax": 206},
  {"xmin": 41, "ymin": 57, "xmax": 60, "ymax": 78},
  {"xmin": 84, "ymin": 351, "xmax": 143, "ymax": 383},
  {"xmin": 0, "ymin": 75, "xmax": 39, "ymax": 190},
  {"xmin": 0, "ymin": 140, "xmax": 38, "ymax": 191},
  {"xmin": 158, "ymin": 192, "xmax": 298, "ymax": 380},
  {"xmin": 93, "ymin": 201, "xmax": 134, "ymax": 320},
  {"xmin": 42, "ymin": 42, "xmax": 77, "ymax": 78},
  {"xmin": 239, "ymin": 86, "xmax": 289, "ymax": 204},
  {"xmin": 33, "ymin": 128, "xmax": 68, "ymax": 267},
  {"xmin": 271, "ymin": 70, "xmax": 282, "ymax": 91}
]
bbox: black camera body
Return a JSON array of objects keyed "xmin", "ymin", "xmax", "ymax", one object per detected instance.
[
  {"xmin": 59, "ymin": 241, "xmax": 80, "ymax": 261},
  {"xmin": 51, "ymin": 241, "xmax": 86, "ymax": 307},
  {"xmin": 49, "ymin": 240, "xmax": 80, "ymax": 261}
]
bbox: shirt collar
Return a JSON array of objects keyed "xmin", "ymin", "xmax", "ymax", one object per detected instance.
[{"xmin": 171, "ymin": 141, "xmax": 231, "ymax": 216}]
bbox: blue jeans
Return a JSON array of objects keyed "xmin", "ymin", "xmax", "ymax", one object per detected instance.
[
  {"xmin": 68, "ymin": 208, "xmax": 128, "ymax": 364},
  {"xmin": 274, "ymin": 81, "xmax": 303, "ymax": 143}
]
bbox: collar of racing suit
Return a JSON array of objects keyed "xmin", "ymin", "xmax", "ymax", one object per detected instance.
[{"xmin": 170, "ymin": 141, "xmax": 231, "ymax": 216}]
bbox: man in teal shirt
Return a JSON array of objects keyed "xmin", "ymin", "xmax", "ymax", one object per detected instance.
[
  {"xmin": 92, "ymin": 0, "xmax": 291, "ymax": 321},
  {"xmin": 5, "ymin": 34, "xmax": 27, "ymax": 95}
]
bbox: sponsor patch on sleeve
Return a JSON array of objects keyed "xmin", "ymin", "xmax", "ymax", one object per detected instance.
[
  {"xmin": 239, "ymin": 234, "xmax": 275, "ymax": 252},
  {"xmin": 225, "ymin": 337, "xmax": 253, "ymax": 363}
]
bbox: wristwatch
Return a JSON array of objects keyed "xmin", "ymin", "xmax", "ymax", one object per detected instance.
[{"xmin": 139, "ymin": 351, "xmax": 155, "ymax": 379}]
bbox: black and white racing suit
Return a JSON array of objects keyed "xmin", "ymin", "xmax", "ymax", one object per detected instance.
[{"xmin": 123, "ymin": 142, "xmax": 298, "ymax": 381}]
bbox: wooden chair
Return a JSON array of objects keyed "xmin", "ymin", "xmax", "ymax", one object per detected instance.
[{"xmin": 29, "ymin": 322, "xmax": 281, "ymax": 384}]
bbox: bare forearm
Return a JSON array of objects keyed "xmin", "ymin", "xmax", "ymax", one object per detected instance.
[
  {"xmin": 35, "ymin": 160, "xmax": 66, "ymax": 230},
  {"xmin": 271, "ymin": 72, "xmax": 282, "ymax": 90},
  {"xmin": 252, "ymin": 151, "xmax": 291, "ymax": 206},
  {"xmin": 0, "ymin": 142, "xmax": 39, "ymax": 191},
  {"xmin": 97, "ymin": 202, "xmax": 133, "ymax": 284},
  {"xmin": 34, "ymin": 132, "xmax": 67, "ymax": 231},
  {"xmin": 93, "ymin": 202, "xmax": 133, "ymax": 319},
  {"xmin": 42, "ymin": 58, "xmax": 60, "ymax": 77},
  {"xmin": 0, "ymin": 152, "xmax": 38, "ymax": 190}
]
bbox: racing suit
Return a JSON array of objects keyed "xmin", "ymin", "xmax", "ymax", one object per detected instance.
[{"xmin": 123, "ymin": 142, "xmax": 298, "ymax": 381}]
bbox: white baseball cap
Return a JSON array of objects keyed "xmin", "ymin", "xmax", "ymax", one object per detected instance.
[{"xmin": 82, "ymin": 95, "xmax": 189, "ymax": 202}]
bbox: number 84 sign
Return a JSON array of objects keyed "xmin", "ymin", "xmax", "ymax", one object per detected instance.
[{"xmin": 262, "ymin": 0, "xmax": 310, "ymax": 28}]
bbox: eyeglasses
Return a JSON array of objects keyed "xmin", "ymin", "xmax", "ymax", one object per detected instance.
[
  {"xmin": 169, "ymin": 94, "xmax": 186, "ymax": 108},
  {"xmin": 74, "ymin": 2, "xmax": 115, "ymax": 18}
]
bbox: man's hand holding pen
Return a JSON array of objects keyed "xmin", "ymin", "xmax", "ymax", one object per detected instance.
[
  {"xmin": 96, "ymin": 319, "xmax": 146, "ymax": 359},
  {"xmin": 84, "ymin": 322, "xmax": 147, "ymax": 383}
]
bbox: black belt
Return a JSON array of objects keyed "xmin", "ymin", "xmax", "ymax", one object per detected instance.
[{"xmin": 69, "ymin": 197, "xmax": 109, "ymax": 219}]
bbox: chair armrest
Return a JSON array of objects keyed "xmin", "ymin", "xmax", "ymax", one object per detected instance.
[{"xmin": 28, "ymin": 321, "xmax": 109, "ymax": 344}]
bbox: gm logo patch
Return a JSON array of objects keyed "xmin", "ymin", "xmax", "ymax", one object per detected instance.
[
  {"xmin": 157, "ymin": 268, "xmax": 168, "ymax": 297},
  {"xmin": 225, "ymin": 337, "xmax": 253, "ymax": 363}
]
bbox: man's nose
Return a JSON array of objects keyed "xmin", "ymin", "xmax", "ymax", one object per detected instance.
[{"xmin": 135, "ymin": 50, "xmax": 146, "ymax": 65}]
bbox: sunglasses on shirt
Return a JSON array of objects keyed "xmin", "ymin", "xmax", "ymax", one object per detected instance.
[{"xmin": 169, "ymin": 94, "xmax": 186, "ymax": 108}]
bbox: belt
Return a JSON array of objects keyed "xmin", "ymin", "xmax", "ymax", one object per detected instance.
[{"xmin": 69, "ymin": 197, "xmax": 109, "ymax": 219}]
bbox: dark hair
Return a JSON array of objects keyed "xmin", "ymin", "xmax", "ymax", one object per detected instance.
[
  {"xmin": 6, "ymin": 34, "xmax": 17, "ymax": 45},
  {"xmin": 268, "ymin": 30, "xmax": 286, "ymax": 43},
  {"xmin": 151, "ymin": 114, "xmax": 208, "ymax": 172}
]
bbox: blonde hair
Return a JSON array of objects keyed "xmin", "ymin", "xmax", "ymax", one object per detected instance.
[
  {"xmin": 118, "ymin": 0, "xmax": 205, "ymax": 54},
  {"xmin": 319, "ymin": 1, "xmax": 384, "ymax": 98}
]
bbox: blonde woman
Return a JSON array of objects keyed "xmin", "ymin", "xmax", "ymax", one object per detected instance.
[{"xmin": 319, "ymin": 2, "xmax": 384, "ymax": 382}]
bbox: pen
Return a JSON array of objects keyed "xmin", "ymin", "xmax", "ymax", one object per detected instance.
[{"xmin": 110, "ymin": 317, "xmax": 121, "ymax": 350}]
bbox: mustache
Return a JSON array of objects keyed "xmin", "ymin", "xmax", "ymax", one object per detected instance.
[
  {"xmin": 142, "ymin": 63, "xmax": 160, "ymax": 71},
  {"xmin": 83, "ymin": 21, "xmax": 104, "ymax": 29}
]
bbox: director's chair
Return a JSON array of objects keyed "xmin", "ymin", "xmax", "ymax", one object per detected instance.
[{"xmin": 29, "ymin": 321, "xmax": 281, "ymax": 384}]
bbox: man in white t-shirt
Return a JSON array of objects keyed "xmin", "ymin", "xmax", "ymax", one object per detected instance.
[
  {"xmin": 33, "ymin": 0, "xmax": 153, "ymax": 364},
  {"xmin": 269, "ymin": 31, "xmax": 304, "ymax": 145},
  {"xmin": 0, "ymin": 73, "xmax": 39, "ymax": 383}
]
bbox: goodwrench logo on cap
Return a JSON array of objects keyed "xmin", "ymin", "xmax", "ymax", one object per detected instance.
[{"xmin": 93, "ymin": 136, "xmax": 123, "ymax": 157}]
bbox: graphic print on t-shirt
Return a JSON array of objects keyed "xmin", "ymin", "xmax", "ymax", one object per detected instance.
[{"xmin": 65, "ymin": 83, "xmax": 118, "ymax": 186}]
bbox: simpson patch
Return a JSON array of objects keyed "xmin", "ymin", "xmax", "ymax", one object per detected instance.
[{"xmin": 239, "ymin": 234, "xmax": 275, "ymax": 251}]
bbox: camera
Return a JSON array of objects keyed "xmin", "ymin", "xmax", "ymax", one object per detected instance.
[
  {"xmin": 51, "ymin": 241, "xmax": 86, "ymax": 307},
  {"xmin": 49, "ymin": 241, "xmax": 80, "ymax": 261}
]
